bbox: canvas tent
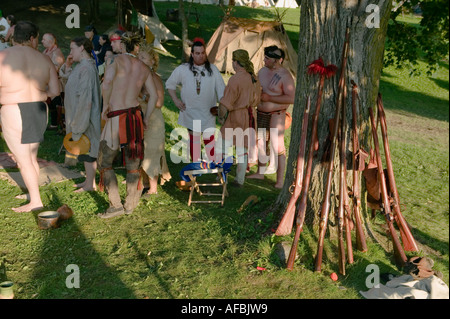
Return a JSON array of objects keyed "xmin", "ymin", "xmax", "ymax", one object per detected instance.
[
  {"xmin": 205, "ymin": 17, "xmax": 298, "ymax": 77},
  {"xmin": 136, "ymin": 11, "xmax": 180, "ymax": 53}
]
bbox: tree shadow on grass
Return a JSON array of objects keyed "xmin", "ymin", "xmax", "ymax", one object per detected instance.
[{"xmin": 379, "ymin": 79, "xmax": 449, "ymax": 122}]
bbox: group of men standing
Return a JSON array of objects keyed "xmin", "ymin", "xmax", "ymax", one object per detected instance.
[
  {"xmin": 167, "ymin": 40, "xmax": 295, "ymax": 189},
  {"xmin": 0, "ymin": 19, "xmax": 295, "ymax": 217}
]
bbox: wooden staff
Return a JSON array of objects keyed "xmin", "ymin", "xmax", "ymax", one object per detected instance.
[
  {"xmin": 376, "ymin": 93, "xmax": 418, "ymax": 252},
  {"xmin": 275, "ymin": 96, "xmax": 311, "ymax": 236},
  {"xmin": 351, "ymin": 81, "xmax": 368, "ymax": 252},
  {"xmin": 369, "ymin": 107, "xmax": 407, "ymax": 267},
  {"xmin": 315, "ymin": 27, "xmax": 350, "ymax": 273}
]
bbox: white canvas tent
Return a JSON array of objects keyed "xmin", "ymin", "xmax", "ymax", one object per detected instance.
[
  {"xmin": 205, "ymin": 17, "xmax": 298, "ymax": 77},
  {"xmin": 136, "ymin": 11, "xmax": 180, "ymax": 53}
]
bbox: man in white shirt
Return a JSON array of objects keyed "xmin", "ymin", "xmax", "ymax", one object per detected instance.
[
  {"xmin": 0, "ymin": 9, "xmax": 11, "ymax": 51},
  {"xmin": 166, "ymin": 38, "xmax": 225, "ymax": 162}
]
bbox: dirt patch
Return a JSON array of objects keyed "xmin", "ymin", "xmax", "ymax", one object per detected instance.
[{"xmin": 0, "ymin": 153, "xmax": 83, "ymax": 191}]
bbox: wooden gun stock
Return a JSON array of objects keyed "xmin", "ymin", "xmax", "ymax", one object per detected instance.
[
  {"xmin": 275, "ymin": 96, "xmax": 311, "ymax": 236},
  {"xmin": 376, "ymin": 94, "xmax": 418, "ymax": 252},
  {"xmin": 351, "ymin": 81, "xmax": 368, "ymax": 252},
  {"xmin": 369, "ymin": 107, "xmax": 407, "ymax": 268}
]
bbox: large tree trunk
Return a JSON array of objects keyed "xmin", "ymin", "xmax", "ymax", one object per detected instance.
[
  {"xmin": 179, "ymin": 0, "xmax": 190, "ymax": 62},
  {"xmin": 87, "ymin": 0, "xmax": 100, "ymax": 24},
  {"xmin": 274, "ymin": 1, "xmax": 392, "ymax": 234}
]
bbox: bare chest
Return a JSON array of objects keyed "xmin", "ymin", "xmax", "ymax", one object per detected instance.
[{"xmin": 260, "ymin": 70, "xmax": 284, "ymax": 94}]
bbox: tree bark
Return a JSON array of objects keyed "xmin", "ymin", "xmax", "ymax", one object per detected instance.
[
  {"xmin": 87, "ymin": 0, "xmax": 100, "ymax": 24},
  {"xmin": 179, "ymin": 0, "xmax": 190, "ymax": 62},
  {"xmin": 117, "ymin": 0, "xmax": 126, "ymax": 27},
  {"xmin": 274, "ymin": 1, "xmax": 393, "ymax": 233}
]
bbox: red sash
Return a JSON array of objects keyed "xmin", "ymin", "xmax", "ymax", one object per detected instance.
[{"xmin": 107, "ymin": 106, "xmax": 144, "ymax": 161}]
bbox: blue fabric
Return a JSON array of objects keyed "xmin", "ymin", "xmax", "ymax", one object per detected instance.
[{"xmin": 180, "ymin": 157, "xmax": 234, "ymax": 182}]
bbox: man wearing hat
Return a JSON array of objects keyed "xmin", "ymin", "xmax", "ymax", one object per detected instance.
[
  {"xmin": 84, "ymin": 25, "xmax": 101, "ymax": 52},
  {"xmin": 84, "ymin": 25, "xmax": 101, "ymax": 66},
  {"xmin": 248, "ymin": 45, "xmax": 295, "ymax": 189},
  {"xmin": 215, "ymin": 49, "xmax": 261, "ymax": 187}
]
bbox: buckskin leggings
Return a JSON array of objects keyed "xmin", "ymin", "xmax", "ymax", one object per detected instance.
[{"xmin": 97, "ymin": 140, "xmax": 142, "ymax": 212}]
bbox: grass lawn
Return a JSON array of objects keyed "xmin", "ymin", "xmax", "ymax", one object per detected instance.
[{"xmin": 0, "ymin": 2, "xmax": 448, "ymax": 301}]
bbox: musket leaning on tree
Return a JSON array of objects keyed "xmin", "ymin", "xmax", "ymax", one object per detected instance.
[
  {"xmin": 286, "ymin": 59, "xmax": 337, "ymax": 271},
  {"xmin": 368, "ymin": 107, "xmax": 407, "ymax": 268},
  {"xmin": 376, "ymin": 93, "xmax": 418, "ymax": 252},
  {"xmin": 275, "ymin": 96, "xmax": 311, "ymax": 237},
  {"xmin": 314, "ymin": 27, "xmax": 350, "ymax": 273},
  {"xmin": 337, "ymin": 77, "xmax": 351, "ymax": 275},
  {"xmin": 350, "ymin": 80, "xmax": 368, "ymax": 253}
]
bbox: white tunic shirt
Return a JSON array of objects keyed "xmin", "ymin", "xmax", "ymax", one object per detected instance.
[
  {"xmin": 0, "ymin": 17, "xmax": 10, "ymax": 51},
  {"xmin": 165, "ymin": 63, "xmax": 225, "ymax": 132}
]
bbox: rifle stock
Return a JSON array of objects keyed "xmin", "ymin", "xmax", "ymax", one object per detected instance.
[
  {"xmin": 344, "ymin": 191, "xmax": 354, "ymax": 264},
  {"xmin": 275, "ymin": 96, "xmax": 311, "ymax": 236},
  {"xmin": 314, "ymin": 27, "xmax": 350, "ymax": 273},
  {"xmin": 286, "ymin": 93, "xmax": 323, "ymax": 270},
  {"xmin": 351, "ymin": 81, "xmax": 368, "ymax": 252},
  {"xmin": 376, "ymin": 94, "xmax": 418, "ymax": 252},
  {"xmin": 369, "ymin": 107, "xmax": 407, "ymax": 267}
]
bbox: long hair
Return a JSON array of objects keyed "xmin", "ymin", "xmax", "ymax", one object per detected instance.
[
  {"xmin": 139, "ymin": 42, "xmax": 160, "ymax": 71},
  {"xmin": 188, "ymin": 39, "xmax": 212, "ymax": 76},
  {"xmin": 121, "ymin": 32, "xmax": 141, "ymax": 54}
]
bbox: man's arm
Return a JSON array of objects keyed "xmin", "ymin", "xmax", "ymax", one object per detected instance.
[
  {"xmin": 46, "ymin": 57, "xmax": 60, "ymax": 98},
  {"xmin": 101, "ymin": 55, "xmax": 117, "ymax": 119},
  {"xmin": 0, "ymin": 51, "xmax": 3, "ymax": 88},
  {"xmin": 143, "ymin": 71, "xmax": 158, "ymax": 128},
  {"xmin": 166, "ymin": 67, "xmax": 186, "ymax": 111},
  {"xmin": 53, "ymin": 50, "xmax": 65, "ymax": 73},
  {"xmin": 167, "ymin": 88, "xmax": 186, "ymax": 111}
]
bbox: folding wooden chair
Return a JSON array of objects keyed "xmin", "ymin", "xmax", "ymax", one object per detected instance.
[{"xmin": 183, "ymin": 167, "xmax": 228, "ymax": 206}]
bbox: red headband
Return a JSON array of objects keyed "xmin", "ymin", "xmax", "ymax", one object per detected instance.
[
  {"xmin": 110, "ymin": 35, "xmax": 121, "ymax": 41},
  {"xmin": 193, "ymin": 37, "xmax": 205, "ymax": 46}
]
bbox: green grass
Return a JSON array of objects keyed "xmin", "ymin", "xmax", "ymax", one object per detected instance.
[{"xmin": 0, "ymin": 2, "xmax": 448, "ymax": 300}]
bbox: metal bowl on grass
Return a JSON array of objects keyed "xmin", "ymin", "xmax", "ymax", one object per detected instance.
[{"xmin": 38, "ymin": 211, "xmax": 60, "ymax": 230}]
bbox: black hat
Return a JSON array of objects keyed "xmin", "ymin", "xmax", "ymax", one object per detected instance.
[{"xmin": 85, "ymin": 25, "xmax": 95, "ymax": 32}]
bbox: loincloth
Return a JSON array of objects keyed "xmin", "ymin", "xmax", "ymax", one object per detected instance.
[
  {"xmin": 18, "ymin": 101, "xmax": 48, "ymax": 144},
  {"xmin": 107, "ymin": 106, "xmax": 144, "ymax": 161}
]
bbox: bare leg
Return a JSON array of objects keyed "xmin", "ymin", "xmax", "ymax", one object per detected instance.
[
  {"xmin": 271, "ymin": 112, "xmax": 286, "ymax": 189},
  {"xmin": 148, "ymin": 177, "xmax": 158, "ymax": 194},
  {"xmin": 275, "ymin": 154, "xmax": 286, "ymax": 189},
  {"xmin": 247, "ymin": 130, "xmax": 268, "ymax": 180},
  {"xmin": 74, "ymin": 161, "xmax": 97, "ymax": 192},
  {"xmin": 1, "ymin": 105, "xmax": 44, "ymax": 212}
]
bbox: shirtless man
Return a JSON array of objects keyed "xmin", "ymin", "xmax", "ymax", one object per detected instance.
[
  {"xmin": 97, "ymin": 33, "xmax": 157, "ymax": 218},
  {"xmin": 247, "ymin": 45, "xmax": 295, "ymax": 188},
  {"xmin": 41, "ymin": 33, "xmax": 65, "ymax": 129},
  {"xmin": 0, "ymin": 21, "xmax": 60, "ymax": 212}
]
